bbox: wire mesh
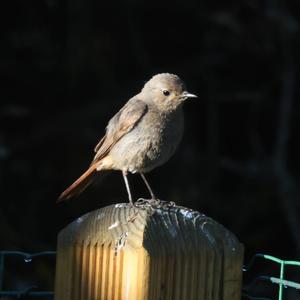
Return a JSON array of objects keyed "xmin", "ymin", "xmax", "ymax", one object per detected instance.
[
  {"xmin": 1, "ymin": 250, "xmax": 300, "ymax": 299},
  {"xmin": 0, "ymin": 251, "xmax": 56, "ymax": 299},
  {"xmin": 243, "ymin": 253, "xmax": 300, "ymax": 300}
]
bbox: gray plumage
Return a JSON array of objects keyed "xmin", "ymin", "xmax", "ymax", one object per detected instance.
[{"xmin": 58, "ymin": 73, "xmax": 197, "ymax": 203}]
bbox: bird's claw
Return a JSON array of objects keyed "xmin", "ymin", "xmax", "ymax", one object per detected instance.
[{"xmin": 134, "ymin": 198, "xmax": 176, "ymax": 209}]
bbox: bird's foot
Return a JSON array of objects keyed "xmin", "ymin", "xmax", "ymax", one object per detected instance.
[
  {"xmin": 134, "ymin": 198, "xmax": 176, "ymax": 209},
  {"xmin": 135, "ymin": 198, "xmax": 160, "ymax": 206}
]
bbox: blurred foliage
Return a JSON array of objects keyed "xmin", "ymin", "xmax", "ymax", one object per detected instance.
[{"xmin": 1, "ymin": 0, "xmax": 300, "ymax": 297}]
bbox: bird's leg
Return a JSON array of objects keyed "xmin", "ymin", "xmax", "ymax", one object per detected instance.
[
  {"xmin": 122, "ymin": 170, "xmax": 133, "ymax": 205},
  {"xmin": 140, "ymin": 173, "xmax": 157, "ymax": 200}
]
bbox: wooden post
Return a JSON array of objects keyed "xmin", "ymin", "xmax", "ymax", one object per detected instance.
[{"xmin": 54, "ymin": 203, "xmax": 244, "ymax": 300}]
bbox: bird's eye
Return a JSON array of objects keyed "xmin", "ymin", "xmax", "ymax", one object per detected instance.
[{"xmin": 163, "ymin": 90, "xmax": 170, "ymax": 96}]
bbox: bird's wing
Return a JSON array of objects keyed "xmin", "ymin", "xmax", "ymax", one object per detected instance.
[{"xmin": 92, "ymin": 98, "xmax": 148, "ymax": 162}]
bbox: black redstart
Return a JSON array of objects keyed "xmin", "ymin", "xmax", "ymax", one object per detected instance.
[{"xmin": 58, "ymin": 73, "xmax": 197, "ymax": 204}]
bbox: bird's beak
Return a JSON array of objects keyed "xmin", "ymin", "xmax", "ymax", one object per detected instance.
[{"xmin": 181, "ymin": 91, "xmax": 198, "ymax": 99}]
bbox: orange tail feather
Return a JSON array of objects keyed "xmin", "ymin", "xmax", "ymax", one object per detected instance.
[{"xmin": 57, "ymin": 164, "xmax": 98, "ymax": 202}]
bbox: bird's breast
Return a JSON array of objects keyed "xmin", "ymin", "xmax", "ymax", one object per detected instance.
[{"xmin": 110, "ymin": 108, "xmax": 184, "ymax": 173}]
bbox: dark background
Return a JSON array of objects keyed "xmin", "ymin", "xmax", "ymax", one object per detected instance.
[{"xmin": 1, "ymin": 0, "xmax": 300, "ymax": 298}]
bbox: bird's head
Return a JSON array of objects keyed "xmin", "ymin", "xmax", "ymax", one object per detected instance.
[{"xmin": 141, "ymin": 73, "xmax": 197, "ymax": 112}]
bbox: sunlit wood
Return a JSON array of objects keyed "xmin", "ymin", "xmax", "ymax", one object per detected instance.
[{"xmin": 54, "ymin": 203, "xmax": 244, "ymax": 299}]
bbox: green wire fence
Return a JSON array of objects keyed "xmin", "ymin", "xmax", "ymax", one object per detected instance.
[
  {"xmin": 243, "ymin": 253, "xmax": 300, "ymax": 300},
  {"xmin": 0, "ymin": 251, "xmax": 299, "ymax": 299},
  {"xmin": 0, "ymin": 251, "xmax": 55, "ymax": 299}
]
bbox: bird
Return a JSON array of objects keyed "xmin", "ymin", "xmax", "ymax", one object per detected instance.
[{"xmin": 58, "ymin": 73, "xmax": 197, "ymax": 204}]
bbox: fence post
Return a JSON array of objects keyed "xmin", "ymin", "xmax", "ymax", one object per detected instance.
[{"xmin": 54, "ymin": 203, "xmax": 244, "ymax": 300}]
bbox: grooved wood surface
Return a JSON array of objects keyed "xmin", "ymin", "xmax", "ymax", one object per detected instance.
[{"xmin": 54, "ymin": 203, "xmax": 244, "ymax": 300}]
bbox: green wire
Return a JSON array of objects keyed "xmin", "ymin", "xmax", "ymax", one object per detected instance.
[
  {"xmin": 262, "ymin": 254, "xmax": 300, "ymax": 300},
  {"xmin": 244, "ymin": 254, "xmax": 300, "ymax": 299},
  {"xmin": 279, "ymin": 262, "xmax": 284, "ymax": 300}
]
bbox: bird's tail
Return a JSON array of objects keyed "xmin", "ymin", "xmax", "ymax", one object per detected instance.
[{"xmin": 57, "ymin": 164, "xmax": 98, "ymax": 202}]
